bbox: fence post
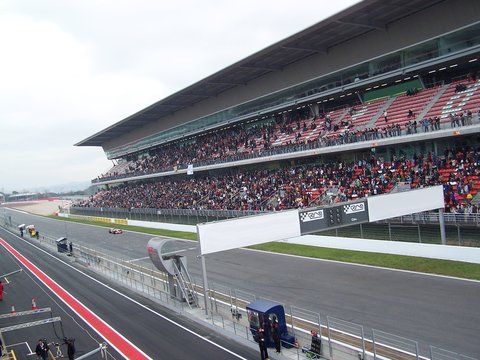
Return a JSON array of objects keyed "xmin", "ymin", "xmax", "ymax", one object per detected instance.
[
  {"xmin": 417, "ymin": 224, "xmax": 422, "ymax": 243},
  {"xmin": 289, "ymin": 305, "xmax": 295, "ymax": 340},
  {"xmin": 327, "ymin": 318, "xmax": 333, "ymax": 360},
  {"xmin": 361, "ymin": 326, "xmax": 366, "ymax": 360},
  {"xmin": 439, "ymin": 208, "xmax": 447, "ymax": 245},
  {"xmin": 457, "ymin": 224, "xmax": 461, "ymax": 246}
]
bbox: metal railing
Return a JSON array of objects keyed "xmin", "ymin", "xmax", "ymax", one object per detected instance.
[
  {"xmin": 70, "ymin": 206, "xmax": 480, "ymax": 226},
  {"xmin": 70, "ymin": 206, "xmax": 264, "ymax": 224}
]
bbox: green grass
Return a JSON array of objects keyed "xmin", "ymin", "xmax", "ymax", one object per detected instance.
[
  {"xmin": 251, "ymin": 242, "xmax": 480, "ymax": 280},
  {"xmin": 47, "ymin": 216, "xmax": 480, "ymax": 280}
]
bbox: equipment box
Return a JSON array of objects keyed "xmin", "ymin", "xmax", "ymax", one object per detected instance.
[{"xmin": 56, "ymin": 237, "xmax": 68, "ymax": 253}]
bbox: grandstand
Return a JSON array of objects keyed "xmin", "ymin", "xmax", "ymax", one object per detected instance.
[{"xmin": 76, "ymin": 0, "xmax": 480, "ymax": 222}]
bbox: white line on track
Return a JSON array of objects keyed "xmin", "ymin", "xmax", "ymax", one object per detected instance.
[{"xmin": 126, "ymin": 256, "xmax": 150, "ymax": 263}]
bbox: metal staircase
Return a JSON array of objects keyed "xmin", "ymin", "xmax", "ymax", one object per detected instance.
[{"xmin": 172, "ymin": 258, "xmax": 199, "ymax": 309}]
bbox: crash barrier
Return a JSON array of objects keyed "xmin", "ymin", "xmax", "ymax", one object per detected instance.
[{"xmin": 2, "ymin": 222, "xmax": 477, "ymax": 360}]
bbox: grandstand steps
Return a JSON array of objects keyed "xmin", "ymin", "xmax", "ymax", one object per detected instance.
[
  {"xmin": 416, "ymin": 84, "xmax": 449, "ymax": 121},
  {"xmin": 368, "ymin": 97, "xmax": 396, "ymax": 127},
  {"xmin": 424, "ymin": 79, "xmax": 480, "ymax": 125},
  {"xmin": 371, "ymin": 86, "xmax": 443, "ymax": 128},
  {"xmin": 347, "ymin": 98, "xmax": 388, "ymax": 128},
  {"xmin": 471, "ymin": 192, "xmax": 480, "ymax": 206},
  {"xmin": 262, "ymin": 191, "xmax": 280, "ymax": 210},
  {"xmin": 335, "ymin": 108, "xmax": 350, "ymax": 123}
]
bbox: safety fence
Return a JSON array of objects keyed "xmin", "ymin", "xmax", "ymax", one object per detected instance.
[
  {"xmin": 321, "ymin": 222, "xmax": 480, "ymax": 247},
  {"xmin": 69, "ymin": 206, "xmax": 262, "ymax": 225},
  {"xmin": 1, "ymin": 222, "xmax": 477, "ymax": 360}
]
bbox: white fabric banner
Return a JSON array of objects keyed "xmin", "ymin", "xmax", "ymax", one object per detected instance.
[
  {"xmin": 367, "ymin": 185, "xmax": 444, "ymax": 222},
  {"xmin": 197, "ymin": 209, "xmax": 300, "ymax": 255}
]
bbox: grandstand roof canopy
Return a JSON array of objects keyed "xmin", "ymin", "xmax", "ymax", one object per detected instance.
[{"xmin": 77, "ymin": 0, "xmax": 445, "ymax": 147}]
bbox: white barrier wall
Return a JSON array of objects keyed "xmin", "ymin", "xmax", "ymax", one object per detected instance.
[
  {"xmin": 280, "ymin": 235, "xmax": 480, "ymax": 265},
  {"xmin": 367, "ymin": 185, "xmax": 444, "ymax": 222},
  {"xmin": 197, "ymin": 209, "xmax": 300, "ymax": 255},
  {"xmin": 128, "ymin": 220, "xmax": 195, "ymax": 233}
]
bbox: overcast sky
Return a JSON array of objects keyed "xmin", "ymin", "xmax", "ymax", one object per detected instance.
[{"xmin": 0, "ymin": 0, "xmax": 359, "ymax": 193}]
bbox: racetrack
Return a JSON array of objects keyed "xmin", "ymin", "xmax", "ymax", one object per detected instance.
[
  {"xmin": 0, "ymin": 224, "xmax": 259, "ymax": 360},
  {"xmin": 3, "ymin": 207, "xmax": 480, "ymax": 358}
]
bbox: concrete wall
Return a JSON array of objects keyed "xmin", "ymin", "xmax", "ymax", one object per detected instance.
[
  {"xmin": 282, "ymin": 235, "xmax": 480, "ymax": 265},
  {"xmin": 128, "ymin": 219, "xmax": 195, "ymax": 233}
]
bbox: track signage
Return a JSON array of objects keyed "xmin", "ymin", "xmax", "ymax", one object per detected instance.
[{"xmin": 298, "ymin": 200, "xmax": 369, "ymax": 234}]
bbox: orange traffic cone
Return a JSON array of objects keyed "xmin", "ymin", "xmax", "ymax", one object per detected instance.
[
  {"xmin": 11, "ymin": 304, "xmax": 16, "ymax": 314},
  {"xmin": 31, "ymin": 298, "xmax": 38, "ymax": 310}
]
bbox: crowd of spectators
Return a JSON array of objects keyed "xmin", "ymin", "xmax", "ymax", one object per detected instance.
[
  {"xmin": 79, "ymin": 146, "xmax": 480, "ymax": 214},
  {"xmin": 94, "ymin": 88, "xmax": 479, "ymax": 184}
]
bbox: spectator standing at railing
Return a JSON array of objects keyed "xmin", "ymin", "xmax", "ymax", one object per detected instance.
[
  {"xmin": 422, "ymin": 117, "xmax": 429, "ymax": 132},
  {"xmin": 434, "ymin": 116, "xmax": 441, "ymax": 130},
  {"xmin": 449, "ymin": 113, "xmax": 455, "ymax": 128},
  {"xmin": 466, "ymin": 110, "xmax": 473, "ymax": 125}
]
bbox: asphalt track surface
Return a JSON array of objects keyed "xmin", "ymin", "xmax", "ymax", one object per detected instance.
[
  {"xmin": 0, "ymin": 225, "xmax": 259, "ymax": 359},
  {"xmin": 2, "ymin": 209, "xmax": 480, "ymax": 358}
]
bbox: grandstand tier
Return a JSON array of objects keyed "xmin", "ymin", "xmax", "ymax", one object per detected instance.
[{"xmin": 76, "ymin": 0, "xmax": 480, "ymax": 216}]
